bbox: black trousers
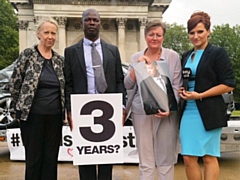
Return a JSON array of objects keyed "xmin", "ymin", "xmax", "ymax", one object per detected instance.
[
  {"xmin": 78, "ymin": 164, "xmax": 113, "ymax": 180},
  {"xmin": 20, "ymin": 113, "xmax": 62, "ymax": 180}
]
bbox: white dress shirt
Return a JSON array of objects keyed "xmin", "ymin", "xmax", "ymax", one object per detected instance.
[
  {"xmin": 83, "ymin": 37, "xmax": 103, "ymax": 94},
  {"xmin": 153, "ymin": 76, "xmax": 167, "ymax": 94}
]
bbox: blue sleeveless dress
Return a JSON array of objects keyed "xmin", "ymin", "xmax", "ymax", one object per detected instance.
[{"xmin": 180, "ymin": 50, "xmax": 222, "ymax": 157}]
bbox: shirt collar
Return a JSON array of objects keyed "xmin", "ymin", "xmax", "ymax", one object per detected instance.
[
  {"xmin": 83, "ymin": 37, "xmax": 101, "ymax": 46},
  {"xmin": 153, "ymin": 75, "xmax": 163, "ymax": 80}
]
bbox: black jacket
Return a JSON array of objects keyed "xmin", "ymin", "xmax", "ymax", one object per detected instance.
[
  {"xmin": 64, "ymin": 40, "xmax": 126, "ymax": 112},
  {"xmin": 181, "ymin": 43, "xmax": 236, "ymax": 130},
  {"xmin": 140, "ymin": 76, "xmax": 178, "ymax": 115}
]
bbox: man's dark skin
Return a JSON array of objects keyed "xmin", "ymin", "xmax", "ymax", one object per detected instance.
[
  {"xmin": 67, "ymin": 9, "xmax": 127, "ymax": 130},
  {"xmin": 65, "ymin": 8, "xmax": 127, "ymax": 180}
]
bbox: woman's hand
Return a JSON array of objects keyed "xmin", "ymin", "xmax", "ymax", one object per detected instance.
[
  {"xmin": 155, "ymin": 110, "xmax": 170, "ymax": 118},
  {"xmin": 137, "ymin": 55, "xmax": 151, "ymax": 64},
  {"xmin": 179, "ymin": 89, "xmax": 201, "ymax": 100},
  {"xmin": 130, "ymin": 55, "xmax": 150, "ymax": 82},
  {"xmin": 178, "ymin": 87, "xmax": 185, "ymax": 95}
]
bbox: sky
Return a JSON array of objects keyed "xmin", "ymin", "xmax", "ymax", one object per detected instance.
[{"xmin": 162, "ymin": 0, "xmax": 240, "ymax": 27}]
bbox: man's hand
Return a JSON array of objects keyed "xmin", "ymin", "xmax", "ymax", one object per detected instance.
[
  {"xmin": 122, "ymin": 108, "xmax": 127, "ymax": 126},
  {"xmin": 67, "ymin": 112, "xmax": 73, "ymax": 131}
]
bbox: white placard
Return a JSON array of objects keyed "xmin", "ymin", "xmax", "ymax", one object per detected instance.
[
  {"xmin": 6, "ymin": 128, "xmax": 25, "ymax": 160},
  {"xmin": 6, "ymin": 127, "xmax": 139, "ymax": 163},
  {"xmin": 123, "ymin": 126, "xmax": 139, "ymax": 163},
  {"xmin": 71, "ymin": 94, "xmax": 124, "ymax": 165}
]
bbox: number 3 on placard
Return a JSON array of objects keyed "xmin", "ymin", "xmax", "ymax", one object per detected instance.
[{"xmin": 79, "ymin": 101, "xmax": 115, "ymax": 142}]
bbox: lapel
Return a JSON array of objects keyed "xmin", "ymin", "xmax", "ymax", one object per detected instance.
[
  {"xmin": 161, "ymin": 75, "xmax": 168, "ymax": 84},
  {"xmin": 29, "ymin": 46, "xmax": 45, "ymax": 88},
  {"xmin": 182, "ymin": 49, "xmax": 193, "ymax": 67},
  {"xmin": 32, "ymin": 46, "xmax": 45, "ymax": 65},
  {"xmin": 195, "ymin": 43, "xmax": 212, "ymax": 81},
  {"xmin": 76, "ymin": 40, "xmax": 87, "ymax": 78},
  {"xmin": 100, "ymin": 40, "xmax": 108, "ymax": 71}
]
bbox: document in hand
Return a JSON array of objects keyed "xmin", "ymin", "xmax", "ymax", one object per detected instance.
[{"xmin": 134, "ymin": 61, "xmax": 177, "ymax": 115}]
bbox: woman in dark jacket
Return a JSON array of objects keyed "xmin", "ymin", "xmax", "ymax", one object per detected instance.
[
  {"xmin": 178, "ymin": 12, "xmax": 236, "ymax": 180},
  {"xmin": 9, "ymin": 18, "xmax": 65, "ymax": 180}
]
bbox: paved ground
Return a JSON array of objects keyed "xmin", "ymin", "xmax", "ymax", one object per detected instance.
[{"xmin": 1, "ymin": 142, "xmax": 240, "ymax": 180}]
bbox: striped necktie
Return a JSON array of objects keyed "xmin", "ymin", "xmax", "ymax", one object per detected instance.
[{"xmin": 91, "ymin": 42, "xmax": 107, "ymax": 93}]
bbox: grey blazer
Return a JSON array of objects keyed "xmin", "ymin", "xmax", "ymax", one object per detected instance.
[{"xmin": 124, "ymin": 47, "xmax": 182, "ymax": 166}]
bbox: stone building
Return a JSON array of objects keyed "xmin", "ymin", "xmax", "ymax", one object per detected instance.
[{"xmin": 10, "ymin": 0, "xmax": 171, "ymax": 62}]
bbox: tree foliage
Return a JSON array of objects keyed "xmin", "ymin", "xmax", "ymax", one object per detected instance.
[
  {"xmin": 0, "ymin": 0, "xmax": 19, "ymax": 69},
  {"xmin": 163, "ymin": 23, "xmax": 192, "ymax": 56},
  {"xmin": 210, "ymin": 24, "xmax": 240, "ymax": 102}
]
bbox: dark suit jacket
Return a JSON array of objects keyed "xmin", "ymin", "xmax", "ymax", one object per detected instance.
[
  {"xmin": 64, "ymin": 40, "xmax": 126, "ymax": 112},
  {"xmin": 181, "ymin": 43, "xmax": 236, "ymax": 130},
  {"xmin": 140, "ymin": 75, "xmax": 178, "ymax": 115}
]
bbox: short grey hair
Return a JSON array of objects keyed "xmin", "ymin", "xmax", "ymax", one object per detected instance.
[{"xmin": 144, "ymin": 20, "xmax": 166, "ymax": 36}]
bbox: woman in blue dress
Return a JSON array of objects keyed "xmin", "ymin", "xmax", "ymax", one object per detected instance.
[{"xmin": 179, "ymin": 12, "xmax": 236, "ymax": 180}]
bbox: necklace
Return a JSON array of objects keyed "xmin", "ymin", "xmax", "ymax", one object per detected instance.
[{"xmin": 145, "ymin": 48, "xmax": 162, "ymax": 61}]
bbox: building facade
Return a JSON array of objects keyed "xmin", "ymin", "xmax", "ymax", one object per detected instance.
[{"xmin": 11, "ymin": 0, "xmax": 171, "ymax": 62}]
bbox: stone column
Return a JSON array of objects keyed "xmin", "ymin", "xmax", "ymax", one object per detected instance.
[
  {"xmin": 17, "ymin": 20, "xmax": 28, "ymax": 53},
  {"xmin": 55, "ymin": 17, "xmax": 67, "ymax": 56},
  {"xmin": 116, "ymin": 18, "xmax": 127, "ymax": 61},
  {"xmin": 139, "ymin": 18, "xmax": 148, "ymax": 50}
]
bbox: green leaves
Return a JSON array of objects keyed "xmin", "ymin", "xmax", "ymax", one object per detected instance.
[
  {"xmin": 163, "ymin": 23, "xmax": 192, "ymax": 56},
  {"xmin": 210, "ymin": 24, "xmax": 240, "ymax": 102},
  {"xmin": 0, "ymin": 0, "xmax": 19, "ymax": 69}
]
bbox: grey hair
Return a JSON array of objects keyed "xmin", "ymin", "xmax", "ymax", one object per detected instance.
[{"xmin": 144, "ymin": 20, "xmax": 166, "ymax": 36}]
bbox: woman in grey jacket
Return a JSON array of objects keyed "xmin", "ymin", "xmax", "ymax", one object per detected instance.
[
  {"xmin": 9, "ymin": 18, "xmax": 65, "ymax": 180},
  {"xmin": 124, "ymin": 20, "xmax": 182, "ymax": 180}
]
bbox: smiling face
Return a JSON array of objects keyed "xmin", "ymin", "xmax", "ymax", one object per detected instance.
[
  {"xmin": 37, "ymin": 22, "xmax": 57, "ymax": 49},
  {"xmin": 188, "ymin": 22, "xmax": 210, "ymax": 50},
  {"xmin": 145, "ymin": 26, "xmax": 164, "ymax": 50},
  {"xmin": 82, "ymin": 9, "xmax": 101, "ymax": 41}
]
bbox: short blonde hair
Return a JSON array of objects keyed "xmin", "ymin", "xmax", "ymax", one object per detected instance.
[{"xmin": 36, "ymin": 17, "xmax": 59, "ymax": 33}]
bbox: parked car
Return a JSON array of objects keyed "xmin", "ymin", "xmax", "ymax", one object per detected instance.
[
  {"xmin": 0, "ymin": 63, "xmax": 17, "ymax": 126},
  {"xmin": 0, "ymin": 63, "xmax": 18, "ymax": 141}
]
